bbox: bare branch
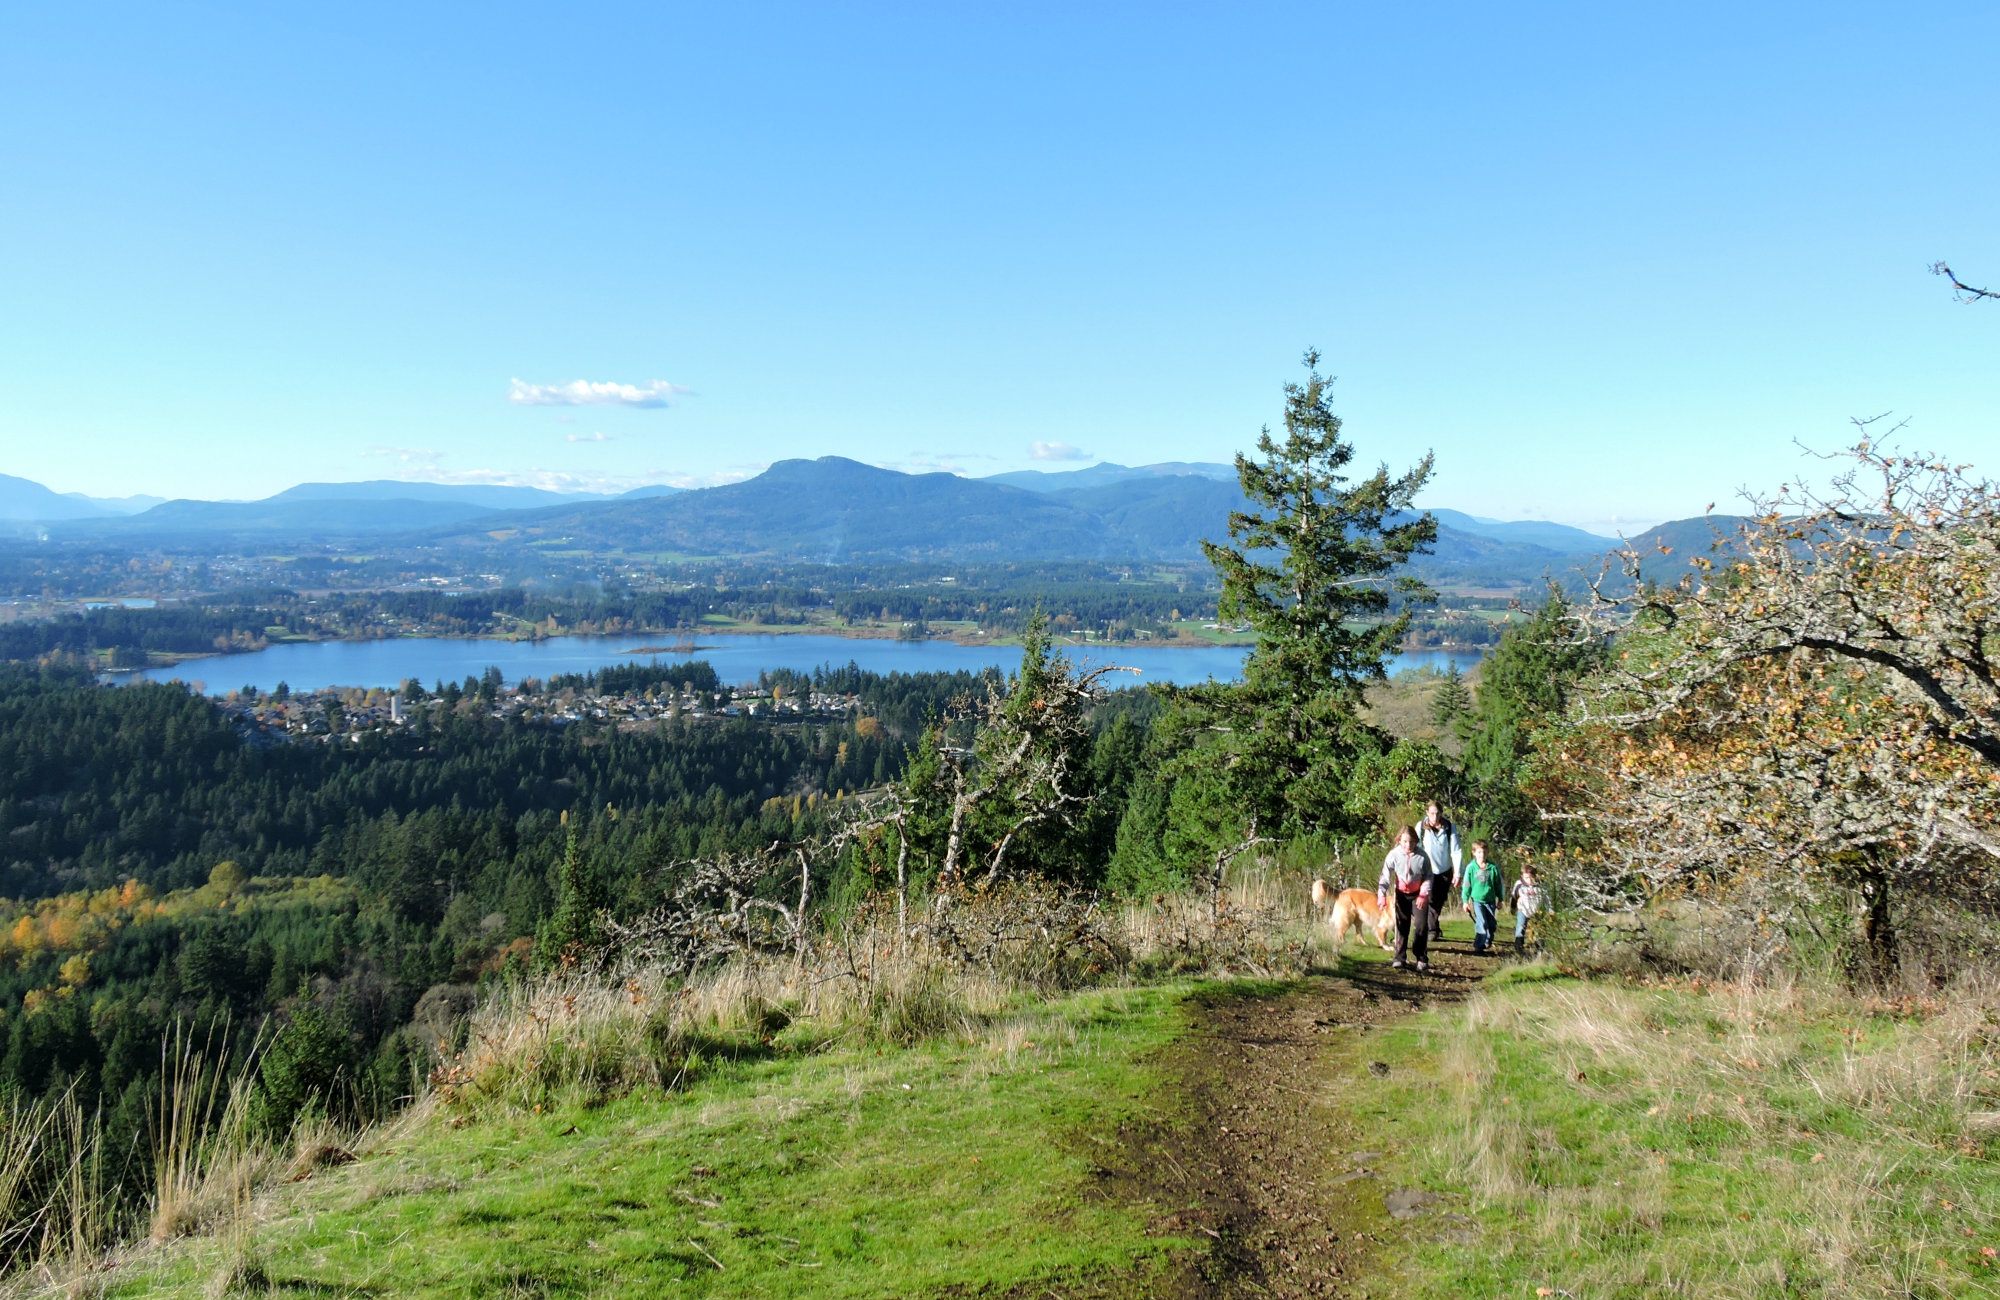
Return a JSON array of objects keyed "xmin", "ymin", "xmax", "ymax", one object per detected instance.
[{"xmin": 1932, "ymin": 260, "xmax": 1999, "ymax": 303}]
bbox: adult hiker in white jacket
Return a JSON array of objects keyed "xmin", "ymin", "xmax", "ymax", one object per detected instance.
[{"xmin": 1418, "ymin": 801, "xmax": 1463, "ymax": 942}]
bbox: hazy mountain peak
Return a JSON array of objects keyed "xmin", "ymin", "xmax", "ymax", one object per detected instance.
[
  {"xmin": 267, "ymin": 480, "xmax": 602, "ymax": 509},
  {"xmin": 0, "ymin": 473, "xmax": 114, "ymax": 522}
]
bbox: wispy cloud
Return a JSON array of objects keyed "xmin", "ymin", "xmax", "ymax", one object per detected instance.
[
  {"xmin": 373, "ymin": 463, "xmax": 759, "ymax": 496},
  {"xmin": 364, "ymin": 445, "xmax": 444, "ymax": 466},
  {"xmin": 564, "ymin": 431, "xmax": 614, "ymax": 444},
  {"xmin": 1030, "ymin": 440, "xmax": 1091, "ymax": 462},
  {"xmin": 406, "ymin": 466, "xmax": 638, "ymax": 495},
  {"xmin": 508, "ymin": 378, "xmax": 689, "ymax": 408},
  {"xmin": 649, "ymin": 466, "xmax": 759, "ymax": 489},
  {"xmin": 878, "ymin": 450, "xmax": 1001, "ymax": 476}
]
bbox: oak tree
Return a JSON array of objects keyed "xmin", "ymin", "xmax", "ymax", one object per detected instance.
[{"xmin": 1547, "ymin": 438, "xmax": 2000, "ymax": 974}]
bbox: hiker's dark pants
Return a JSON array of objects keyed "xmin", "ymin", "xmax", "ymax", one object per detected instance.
[
  {"xmin": 1393, "ymin": 891, "xmax": 1430, "ymax": 965},
  {"xmin": 1428, "ymin": 874, "xmax": 1453, "ymax": 938}
]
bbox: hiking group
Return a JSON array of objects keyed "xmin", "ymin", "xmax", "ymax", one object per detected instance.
[{"xmin": 1377, "ymin": 801, "xmax": 1540, "ymax": 972}]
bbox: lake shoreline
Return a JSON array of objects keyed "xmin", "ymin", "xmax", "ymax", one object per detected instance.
[
  {"xmin": 125, "ymin": 623, "xmax": 1494, "ymax": 675},
  {"xmin": 113, "ymin": 631, "xmax": 1486, "ymax": 699}
]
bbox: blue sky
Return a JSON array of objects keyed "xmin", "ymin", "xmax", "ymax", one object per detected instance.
[{"xmin": 2, "ymin": 2, "xmax": 1994, "ymax": 532}]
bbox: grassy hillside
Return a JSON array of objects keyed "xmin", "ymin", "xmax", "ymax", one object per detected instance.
[
  {"xmin": 1350, "ymin": 968, "xmax": 2000, "ymax": 1298},
  {"xmin": 87, "ymin": 984, "xmax": 1202, "ymax": 1299},
  {"xmin": 18, "ymin": 899, "xmax": 1997, "ymax": 1298}
]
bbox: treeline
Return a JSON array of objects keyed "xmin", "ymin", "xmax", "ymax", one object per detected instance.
[
  {"xmin": 0, "ymin": 605, "xmax": 288, "ymax": 664},
  {"xmin": 542, "ymin": 660, "xmax": 722, "ymax": 696},
  {"xmin": 0, "ymin": 663, "xmax": 937, "ymax": 904},
  {"xmin": 0, "ymin": 582, "xmax": 1515, "ymax": 681}
]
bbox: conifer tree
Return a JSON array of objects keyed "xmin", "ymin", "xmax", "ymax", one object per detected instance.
[
  {"xmin": 1164, "ymin": 352, "xmax": 1438, "ymax": 839},
  {"xmin": 1460, "ymin": 591, "xmax": 1604, "ymax": 841},
  {"xmin": 536, "ymin": 819, "xmax": 608, "ymax": 967},
  {"xmin": 1430, "ymin": 666, "xmax": 1473, "ymax": 734},
  {"xmin": 251, "ymin": 999, "xmax": 353, "ymax": 1137}
]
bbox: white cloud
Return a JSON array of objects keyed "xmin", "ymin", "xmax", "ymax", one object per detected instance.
[
  {"xmin": 1030, "ymin": 440, "xmax": 1091, "ymax": 462},
  {"xmin": 878, "ymin": 450, "xmax": 1001, "ymax": 476},
  {"xmin": 650, "ymin": 466, "xmax": 758, "ymax": 489},
  {"xmin": 364, "ymin": 445, "xmax": 444, "ymax": 466},
  {"xmin": 564, "ymin": 431, "xmax": 614, "ymax": 444},
  {"xmin": 397, "ymin": 466, "xmax": 647, "ymax": 495},
  {"xmin": 371, "ymin": 463, "xmax": 760, "ymax": 496},
  {"xmin": 508, "ymin": 378, "xmax": 689, "ymax": 408}
]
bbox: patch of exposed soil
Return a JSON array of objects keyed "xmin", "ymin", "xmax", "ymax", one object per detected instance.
[{"xmin": 1085, "ymin": 934, "xmax": 1489, "ymax": 1298}]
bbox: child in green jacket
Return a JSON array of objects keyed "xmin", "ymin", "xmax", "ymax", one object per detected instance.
[{"xmin": 1460, "ymin": 840, "xmax": 1505, "ymax": 955}]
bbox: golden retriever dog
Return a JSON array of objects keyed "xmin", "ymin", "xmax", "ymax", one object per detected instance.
[{"xmin": 1313, "ymin": 879, "xmax": 1395, "ymax": 951}]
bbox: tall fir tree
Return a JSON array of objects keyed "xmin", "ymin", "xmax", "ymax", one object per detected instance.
[
  {"xmin": 1157, "ymin": 352, "xmax": 1438, "ymax": 842},
  {"xmin": 536, "ymin": 818, "xmax": 609, "ymax": 967},
  {"xmin": 1430, "ymin": 665, "xmax": 1473, "ymax": 736},
  {"xmin": 250, "ymin": 998, "xmax": 355, "ymax": 1137}
]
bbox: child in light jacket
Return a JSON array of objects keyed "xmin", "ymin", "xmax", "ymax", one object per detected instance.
[
  {"xmin": 1509, "ymin": 863, "xmax": 1543, "ymax": 955},
  {"xmin": 1377, "ymin": 825, "xmax": 1436, "ymax": 972}
]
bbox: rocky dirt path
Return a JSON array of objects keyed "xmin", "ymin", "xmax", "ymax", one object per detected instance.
[{"xmin": 1099, "ymin": 930, "xmax": 1489, "ymax": 1298}]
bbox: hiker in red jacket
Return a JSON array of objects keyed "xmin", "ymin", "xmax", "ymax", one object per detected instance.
[{"xmin": 1377, "ymin": 824, "xmax": 1435, "ymax": 972}]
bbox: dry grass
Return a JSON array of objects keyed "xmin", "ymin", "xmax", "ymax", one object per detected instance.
[
  {"xmin": 148, "ymin": 1026, "xmax": 271, "ymax": 1247},
  {"xmin": 1384, "ymin": 971, "xmax": 2000, "ymax": 1297},
  {"xmin": 430, "ymin": 868, "xmax": 1317, "ymax": 1115}
]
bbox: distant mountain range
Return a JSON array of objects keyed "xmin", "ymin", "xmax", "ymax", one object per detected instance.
[
  {"xmin": 269, "ymin": 479, "xmax": 684, "ymax": 510},
  {"xmin": 466, "ymin": 458, "xmax": 1112, "ymax": 562},
  {"xmin": 418, "ymin": 457, "xmax": 1638, "ymax": 585},
  {"xmin": 271, "ymin": 480, "xmax": 593, "ymax": 510},
  {"xmin": 982, "ymin": 461, "xmax": 1239, "ymax": 492},
  {"xmin": 1, "ymin": 460, "xmax": 1739, "ymax": 588},
  {"xmin": 0, "ymin": 474, "xmax": 164, "ymax": 522},
  {"xmin": 978, "ymin": 463, "xmax": 1617, "ymax": 553},
  {"xmin": 4, "ymin": 478, "xmax": 683, "ymax": 537}
]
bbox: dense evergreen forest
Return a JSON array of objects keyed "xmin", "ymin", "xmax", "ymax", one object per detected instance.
[{"xmin": 0, "ymin": 658, "xmax": 1100, "ymax": 1220}]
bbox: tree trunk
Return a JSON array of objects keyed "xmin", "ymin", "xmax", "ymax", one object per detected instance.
[
  {"xmin": 1855, "ymin": 867, "xmax": 1897, "ymax": 985},
  {"xmin": 795, "ymin": 848, "xmax": 812, "ymax": 962},
  {"xmin": 941, "ymin": 786, "xmax": 970, "ymax": 882},
  {"xmin": 894, "ymin": 826, "xmax": 909, "ymax": 948}
]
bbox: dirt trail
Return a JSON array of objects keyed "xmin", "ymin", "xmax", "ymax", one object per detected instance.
[{"xmin": 1102, "ymin": 932, "xmax": 1488, "ymax": 1298}]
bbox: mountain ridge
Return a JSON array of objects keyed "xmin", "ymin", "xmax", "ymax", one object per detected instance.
[{"xmin": 7, "ymin": 462, "xmax": 1709, "ymax": 587}]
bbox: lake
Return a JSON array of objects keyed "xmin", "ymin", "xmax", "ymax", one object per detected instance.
[{"xmin": 119, "ymin": 632, "xmax": 1486, "ymax": 695}]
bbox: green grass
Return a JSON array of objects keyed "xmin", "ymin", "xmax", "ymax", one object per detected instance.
[
  {"xmin": 99, "ymin": 985, "xmax": 1202, "ymax": 1299},
  {"xmin": 1346, "ymin": 977, "xmax": 2000, "ymax": 1298}
]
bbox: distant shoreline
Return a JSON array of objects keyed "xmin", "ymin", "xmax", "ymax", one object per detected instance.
[{"xmin": 111, "ymin": 624, "xmax": 1494, "ymax": 676}]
